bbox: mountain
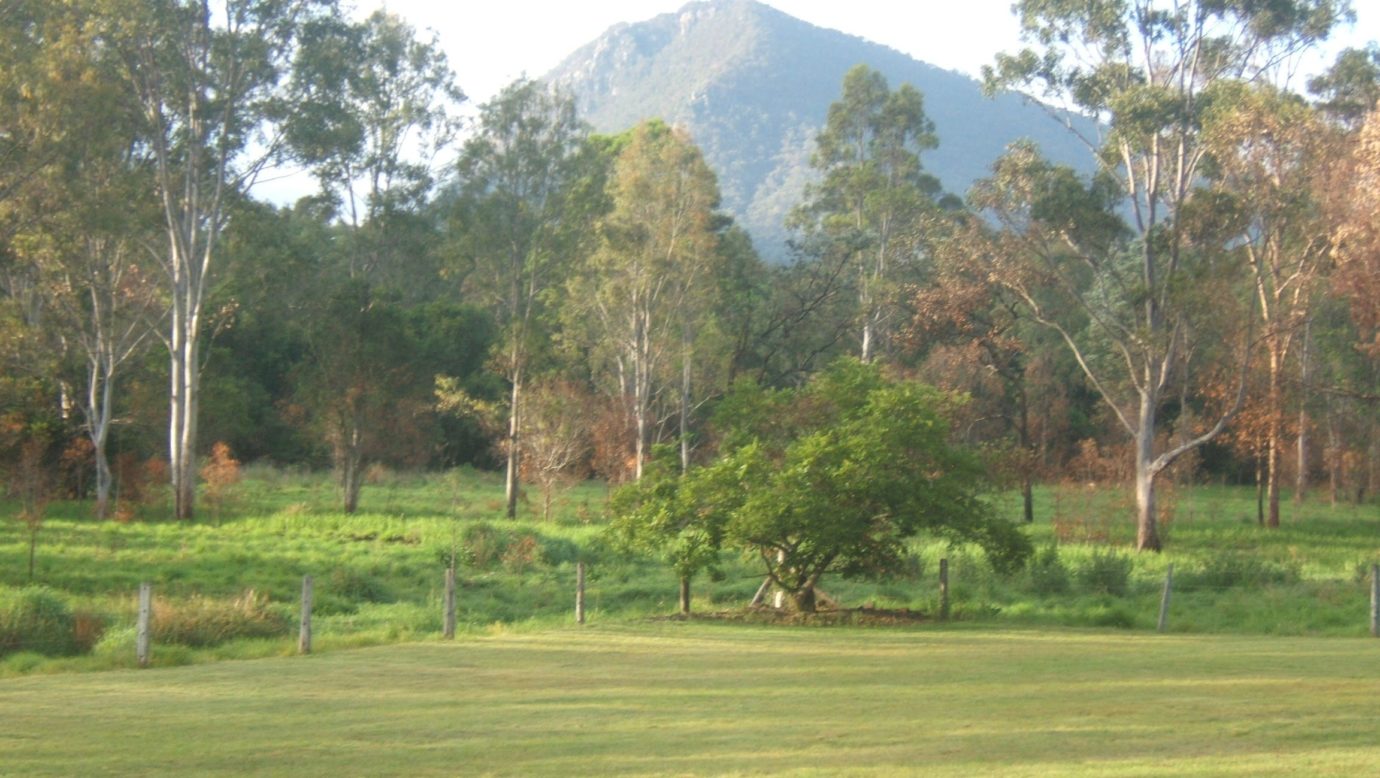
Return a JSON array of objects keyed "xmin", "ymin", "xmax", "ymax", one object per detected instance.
[{"xmin": 545, "ymin": 0, "xmax": 1096, "ymax": 260}]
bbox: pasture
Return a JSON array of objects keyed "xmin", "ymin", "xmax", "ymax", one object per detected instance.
[
  {"xmin": 2, "ymin": 466, "xmax": 1379, "ymax": 677},
  {"xmin": 3, "ymin": 623, "xmax": 1380, "ymax": 775}
]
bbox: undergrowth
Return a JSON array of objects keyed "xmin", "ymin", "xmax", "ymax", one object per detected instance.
[{"xmin": 1, "ymin": 470, "xmax": 1377, "ymax": 675}]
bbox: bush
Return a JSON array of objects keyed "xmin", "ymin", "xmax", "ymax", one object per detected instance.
[
  {"xmin": 538, "ymin": 535, "xmax": 582, "ymax": 567},
  {"xmin": 329, "ymin": 567, "xmax": 393, "ymax": 605},
  {"xmin": 152, "ymin": 590, "xmax": 291, "ymax": 648},
  {"xmin": 1076, "ymin": 548, "xmax": 1132, "ymax": 597},
  {"xmin": 462, "ymin": 522, "xmax": 509, "ymax": 569},
  {"xmin": 1182, "ymin": 554, "xmax": 1299, "ymax": 590},
  {"xmin": 502, "ymin": 533, "xmax": 540, "ymax": 574},
  {"xmin": 0, "ymin": 587, "xmax": 86, "ymax": 657},
  {"xmin": 1084, "ymin": 602, "xmax": 1136, "ymax": 629},
  {"xmin": 1027, "ymin": 545, "xmax": 1071, "ymax": 596}
]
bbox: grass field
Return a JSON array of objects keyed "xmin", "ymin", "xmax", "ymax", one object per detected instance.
[
  {"xmin": 4, "ymin": 622, "xmax": 1380, "ymax": 776},
  {"xmin": 2, "ymin": 467, "xmax": 1379, "ymax": 675}
]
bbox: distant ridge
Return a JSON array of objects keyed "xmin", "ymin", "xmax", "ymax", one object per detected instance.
[{"xmin": 546, "ymin": 0, "xmax": 1095, "ymax": 260}]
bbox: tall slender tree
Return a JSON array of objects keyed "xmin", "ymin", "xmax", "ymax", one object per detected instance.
[
  {"xmin": 791, "ymin": 65, "xmax": 943, "ymax": 364},
  {"xmin": 288, "ymin": 8, "xmax": 462, "ymax": 291},
  {"xmin": 571, "ymin": 121, "xmax": 722, "ymax": 481},
  {"xmin": 103, "ymin": 0, "xmax": 330, "ymax": 519},
  {"xmin": 984, "ymin": 0, "xmax": 1349, "ymax": 549},
  {"xmin": 450, "ymin": 79, "xmax": 596, "ymax": 516},
  {"xmin": 1201, "ymin": 84, "xmax": 1336, "ymax": 527}
]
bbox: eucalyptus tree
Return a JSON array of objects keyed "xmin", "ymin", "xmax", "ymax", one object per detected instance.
[
  {"xmin": 26, "ymin": 140, "xmax": 162, "ymax": 521},
  {"xmin": 0, "ymin": 0, "xmax": 163, "ymax": 517},
  {"xmin": 570, "ymin": 121, "xmax": 722, "ymax": 481},
  {"xmin": 1309, "ymin": 45, "xmax": 1380, "ymax": 129},
  {"xmin": 288, "ymin": 8, "xmax": 463, "ymax": 291},
  {"xmin": 449, "ymin": 79, "xmax": 594, "ymax": 517},
  {"xmin": 1201, "ymin": 84, "xmax": 1338, "ymax": 526},
  {"xmin": 983, "ymin": 0, "xmax": 1350, "ymax": 550},
  {"xmin": 791, "ymin": 65, "xmax": 944, "ymax": 364},
  {"xmin": 102, "ymin": 0, "xmax": 333, "ymax": 519}
]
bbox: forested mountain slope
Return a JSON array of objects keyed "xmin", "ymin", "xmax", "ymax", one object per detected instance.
[{"xmin": 546, "ymin": 0, "xmax": 1095, "ymax": 258}]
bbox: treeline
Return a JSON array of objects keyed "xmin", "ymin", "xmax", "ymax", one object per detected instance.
[{"xmin": 2, "ymin": 1, "xmax": 1379, "ymax": 549}]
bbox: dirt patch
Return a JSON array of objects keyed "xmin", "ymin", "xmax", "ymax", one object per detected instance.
[{"xmin": 656, "ymin": 605, "xmax": 932, "ymax": 627}]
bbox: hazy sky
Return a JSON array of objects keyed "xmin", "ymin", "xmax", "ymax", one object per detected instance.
[
  {"xmin": 361, "ymin": 0, "xmax": 1380, "ymax": 105},
  {"xmin": 258, "ymin": 1, "xmax": 1379, "ymax": 203}
]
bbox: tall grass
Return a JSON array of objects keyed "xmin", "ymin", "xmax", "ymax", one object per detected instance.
[{"xmin": 2, "ymin": 468, "xmax": 1377, "ymax": 675}]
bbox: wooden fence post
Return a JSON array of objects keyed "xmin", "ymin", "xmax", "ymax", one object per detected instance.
[
  {"xmin": 1370, "ymin": 564, "xmax": 1378, "ymax": 638},
  {"xmin": 298, "ymin": 575, "xmax": 313, "ymax": 655},
  {"xmin": 1157, "ymin": 564, "xmax": 1174, "ymax": 634},
  {"xmin": 137, "ymin": 582, "xmax": 151, "ymax": 668},
  {"xmin": 443, "ymin": 565, "xmax": 457, "ymax": 640},
  {"xmin": 938, "ymin": 558, "xmax": 950, "ymax": 621},
  {"xmin": 575, "ymin": 562, "xmax": 586, "ymax": 625}
]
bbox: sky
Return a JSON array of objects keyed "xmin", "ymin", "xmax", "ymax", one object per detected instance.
[
  {"xmin": 259, "ymin": 0, "xmax": 1380, "ymax": 203},
  {"xmin": 361, "ymin": 0, "xmax": 1380, "ymax": 105}
]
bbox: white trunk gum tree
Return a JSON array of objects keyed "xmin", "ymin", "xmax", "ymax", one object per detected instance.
[
  {"xmin": 451, "ymin": 80, "xmax": 588, "ymax": 517},
  {"xmin": 794, "ymin": 65, "xmax": 940, "ymax": 367},
  {"xmin": 984, "ymin": 0, "xmax": 1348, "ymax": 550},
  {"xmin": 112, "ymin": 0, "xmax": 319, "ymax": 519},
  {"xmin": 580, "ymin": 121, "xmax": 720, "ymax": 481}
]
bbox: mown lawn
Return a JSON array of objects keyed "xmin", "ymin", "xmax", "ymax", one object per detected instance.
[{"xmin": 4, "ymin": 622, "xmax": 1380, "ymax": 776}]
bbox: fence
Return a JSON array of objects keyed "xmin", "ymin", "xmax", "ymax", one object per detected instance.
[
  {"xmin": 110, "ymin": 558, "xmax": 1380, "ymax": 668},
  {"xmin": 5, "ymin": 557, "xmax": 1380, "ymax": 667}
]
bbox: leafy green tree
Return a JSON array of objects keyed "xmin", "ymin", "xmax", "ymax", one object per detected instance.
[
  {"xmin": 608, "ymin": 445, "xmax": 738, "ymax": 615},
  {"xmin": 288, "ymin": 8, "xmax": 462, "ymax": 292},
  {"xmin": 449, "ymin": 78, "xmax": 595, "ymax": 517},
  {"xmin": 791, "ymin": 65, "xmax": 944, "ymax": 364},
  {"xmin": 299, "ymin": 280, "xmax": 425, "ymax": 513},
  {"xmin": 982, "ymin": 0, "xmax": 1350, "ymax": 549},
  {"xmin": 0, "ymin": 0, "xmax": 161, "ymax": 518},
  {"xmin": 616, "ymin": 360, "xmax": 1031, "ymax": 613},
  {"xmin": 1309, "ymin": 45, "xmax": 1380, "ymax": 128}
]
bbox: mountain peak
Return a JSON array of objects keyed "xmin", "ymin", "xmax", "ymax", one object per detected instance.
[{"xmin": 548, "ymin": 2, "xmax": 1092, "ymax": 259}]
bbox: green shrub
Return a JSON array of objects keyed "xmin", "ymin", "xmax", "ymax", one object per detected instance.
[
  {"xmin": 538, "ymin": 535, "xmax": 582, "ymax": 567},
  {"xmin": 329, "ymin": 567, "xmax": 393, "ymax": 605},
  {"xmin": 462, "ymin": 522, "xmax": 510, "ymax": 569},
  {"xmin": 1084, "ymin": 602, "xmax": 1136, "ymax": 629},
  {"xmin": 1076, "ymin": 548, "xmax": 1132, "ymax": 597},
  {"xmin": 152, "ymin": 591, "xmax": 291, "ymax": 647},
  {"xmin": 0, "ymin": 587, "xmax": 83, "ymax": 657},
  {"xmin": 502, "ymin": 533, "xmax": 540, "ymax": 574},
  {"xmin": 1027, "ymin": 545, "xmax": 1070, "ymax": 595},
  {"xmin": 1182, "ymin": 554, "xmax": 1299, "ymax": 590}
]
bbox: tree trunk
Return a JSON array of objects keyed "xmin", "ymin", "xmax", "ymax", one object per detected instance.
[
  {"xmin": 341, "ymin": 425, "xmax": 363, "ymax": 514},
  {"xmin": 1134, "ymin": 393, "xmax": 1161, "ymax": 552},
  {"xmin": 505, "ymin": 375, "xmax": 521, "ymax": 519},
  {"xmin": 28, "ymin": 529, "xmax": 37, "ymax": 582},
  {"xmin": 1022, "ymin": 476, "xmax": 1035, "ymax": 525},
  {"xmin": 94, "ymin": 442, "xmax": 113, "ymax": 521},
  {"xmin": 1265, "ymin": 349, "xmax": 1283, "ymax": 528},
  {"xmin": 679, "ymin": 324, "xmax": 692, "ymax": 474},
  {"xmin": 791, "ymin": 586, "xmax": 817, "ymax": 613},
  {"xmin": 169, "ymin": 320, "xmax": 199, "ymax": 521},
  {"xmin": 1017, "ymin": 382, "xmax": 1035, "ymax": 524},
  {"xmin": 679, "ymin": 576, "xmax": 691, "ymax": 616},
  {"xmin": 1296, "ymin": 325, "xmax": 1311, "ymax": 503}
]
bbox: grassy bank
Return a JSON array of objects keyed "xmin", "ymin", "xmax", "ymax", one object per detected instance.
[{"xmin": 1, "ymin": 467, "xmax": 1378, "ymax": 675}]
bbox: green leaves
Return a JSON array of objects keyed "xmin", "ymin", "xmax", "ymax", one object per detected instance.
[{"xmin": 610, "ymin": 360, "xmax": 1032, "ymax": 610}]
